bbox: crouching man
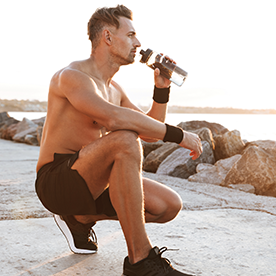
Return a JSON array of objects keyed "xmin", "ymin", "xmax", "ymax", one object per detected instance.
[{"xmin": 35, "ymin": 5, "xmax": 202, "ymax": 276}]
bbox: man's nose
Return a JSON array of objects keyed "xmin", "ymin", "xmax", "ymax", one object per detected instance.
[{"xmin": 135, "ymin": 37, "xmax": 141, "ymax": 48}]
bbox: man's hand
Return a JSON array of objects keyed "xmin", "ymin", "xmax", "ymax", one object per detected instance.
[
  {"xmin": 179, "ymin": 131, "xmax": 203, "ymax": 160},
  {"xmin": 154, "ymin": 55, "xmax": 175, "ymax": 88}
]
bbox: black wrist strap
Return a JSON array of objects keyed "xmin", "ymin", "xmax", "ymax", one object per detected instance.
[
  {"xmin": 153, "ymin": 86, "xmax": 170, "ymax": 104},
  {"xmin": 163, "ymin": 124, "xmax": 184, "ymax": 144}
]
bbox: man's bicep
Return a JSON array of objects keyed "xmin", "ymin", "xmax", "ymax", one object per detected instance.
[{"xmin": 58, "ymin": 69, "xmax": 113, "ymax": 120}]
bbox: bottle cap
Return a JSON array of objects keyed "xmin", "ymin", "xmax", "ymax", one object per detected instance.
[{"xmin": 139, "ymin": 48, "xmax": 153, "ymax": 63}]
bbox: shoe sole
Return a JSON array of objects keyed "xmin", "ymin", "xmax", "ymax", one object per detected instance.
[{"xmin": 54, "ymin": 214, "xmax": 97, "ymax": 254}]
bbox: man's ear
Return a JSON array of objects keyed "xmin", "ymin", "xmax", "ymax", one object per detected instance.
[{"xmin": 103, "ymin": 29, "xmax": 112, "ymax": 45}]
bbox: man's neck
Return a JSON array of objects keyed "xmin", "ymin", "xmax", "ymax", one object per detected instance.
[{"xmin": 88, "ymin": 49, "xmax": 120, "ymax": 87}]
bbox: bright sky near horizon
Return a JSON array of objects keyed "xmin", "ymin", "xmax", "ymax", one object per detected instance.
[{"xmin": 0, "ymin": 0, "xmax": 276, "ymax": 109}]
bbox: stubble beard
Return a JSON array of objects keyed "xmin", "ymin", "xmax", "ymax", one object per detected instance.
[{"xmin": 110, "ymin": 48, "xmax": 136, "ymax": 66}]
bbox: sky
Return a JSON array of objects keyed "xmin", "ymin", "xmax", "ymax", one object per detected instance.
[{"xmin": 0, "ymin": 0, "xmax": 276, "ymax": 109}]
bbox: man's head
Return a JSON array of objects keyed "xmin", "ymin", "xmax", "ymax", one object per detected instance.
[
  {"xmin": 88, "ymin": 5, "xmax": 133, "ymax": 50},
  {"xmin": 88, "ymin": 5, "xmax": 141, "ymax": 65}
]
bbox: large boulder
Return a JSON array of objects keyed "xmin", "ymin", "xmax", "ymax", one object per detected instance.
[
  {"xmin": 156, "ymin": 141, "xmax": 215, "ymax": 179},
  {"xmin": 223, "ymin": 146, "xmax": 276, "ymax": 197},
  {"xmin": 143, "ymin": 143, "xmax": 180, "ymax": 173},
  {"xmin": 188, "ymin": 154, "xmax": 242, "ymax": 185},
  {"xmin": 178, "ymin": 120, "xmax": 228, "ymax": 137},
  {"xmin": 214, "ymin": 130, "xmax": 245, "ymax": 161},
  {"xmin": 189, "ymin": 127, "xmax": 215, "ymax": 150},
  {"xmin": 243, "ymin": 140, "xmax": 276, "ymax": 152}
]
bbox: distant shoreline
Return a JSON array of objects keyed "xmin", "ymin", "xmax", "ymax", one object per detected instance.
[
  {"xmin": 0, "ymin": 99, "xmax": 47, "ymax": 112},
  {"xmin": 140, "ymin": 105, "xmax": 276, "ymax": 114},
  {"xmin": 1, "ymin": 99, "xmax": 276, "ymax": 115}
]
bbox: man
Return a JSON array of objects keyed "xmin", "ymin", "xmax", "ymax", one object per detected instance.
[{"xmin": 35, "ymin": 5, "xmax": 202, "ymax": 276}]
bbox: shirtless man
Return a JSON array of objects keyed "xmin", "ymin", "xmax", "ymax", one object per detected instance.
[{"xmin": 35, "ymin": 5, "xmax": 202, "ymax": 276}]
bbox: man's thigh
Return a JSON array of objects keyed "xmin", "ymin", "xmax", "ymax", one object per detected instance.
[{"xmin": 71, "ymin": 130, "xmax": 140, "ymax": 199}]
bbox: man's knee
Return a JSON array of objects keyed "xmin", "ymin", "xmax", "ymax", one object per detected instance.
[
  {"xmin": 165, "ymin": 193, "xmax": 182, "ymax": 222},
  {"xmin": 111, "ymin": 130, "xmax": 142, "ymax": 161},
  {"xmin": 173, "ymin": 195, "xmax": 183, "ymax": 214}
]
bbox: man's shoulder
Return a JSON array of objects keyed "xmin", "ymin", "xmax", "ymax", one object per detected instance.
[
  {"xmin": 54, "ymin": 59, "xmax": 89, "ymax": 77},
  {"xmin": 52, "ymin": 62, "xmax": 93, "ymax": 86},
  {"xmin": 60, "ymin": 62, "xmax": 85, "ymax": 78},
  {"xmin": 49, "ymin": 61, "xmax": 97, "ymax": 98}
]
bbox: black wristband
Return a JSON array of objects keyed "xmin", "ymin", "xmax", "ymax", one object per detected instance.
[
  {"xmin": 153, "ymin": 86, "xmax": 170, "ymax": 103},
  {"xmin": 163, "ymin": 124, "xmax": 184, "ymax": 144}
]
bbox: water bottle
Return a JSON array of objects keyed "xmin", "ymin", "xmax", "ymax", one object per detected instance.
[{"xmin": 139, "ymin": 48, "xmax": 188, "ymax": 86}]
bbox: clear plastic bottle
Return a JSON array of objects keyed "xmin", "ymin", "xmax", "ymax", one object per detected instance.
[{"xmin": 139, "ymin": 48, "xmax": 188, "ymax": 86}]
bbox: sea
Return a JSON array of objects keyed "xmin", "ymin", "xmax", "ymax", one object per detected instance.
[{"xmin": 9, "ymin": 112, "xmax": 276, "ymax": 142}]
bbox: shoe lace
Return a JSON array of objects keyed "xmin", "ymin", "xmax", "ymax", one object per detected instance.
[
  {"xmin": 158, "ymin": 247, "xmax": 179, "ymax": 272},
  {"xmin": 88, "ymin": 228, "xmax": 98, "ymax": 244}
]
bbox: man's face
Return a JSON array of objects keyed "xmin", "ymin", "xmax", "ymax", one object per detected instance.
[{"xmin": 109, "ymin": 17, "xmax": 141, "ymax": 65}]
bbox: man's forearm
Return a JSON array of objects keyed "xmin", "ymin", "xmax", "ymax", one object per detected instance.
[
  {"xmin": 146, "ymin": 101, "xmax": 168, "ymax": 123},
  {"xmin": 146, "ymin": 85, "xmax": 170, "ymax": 123}
]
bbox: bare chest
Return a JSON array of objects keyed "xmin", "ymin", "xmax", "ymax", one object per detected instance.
[{"xmin": 95, "ymin": 82, "xmax": 121, "ymax": 106}]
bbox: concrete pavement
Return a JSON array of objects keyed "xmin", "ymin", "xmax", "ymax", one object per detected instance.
[{"xmin": 0, "ymin": 139, "xmax": 276, "ymax": 276}]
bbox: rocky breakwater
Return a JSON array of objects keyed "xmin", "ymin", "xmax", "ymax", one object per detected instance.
[
  {"xmin": 0, "ymin": 112, "xmax": 44, "ymax": 146},
  {"xmin": 143, "ymin": 120, "xmax": 276, "ymax": 198}
]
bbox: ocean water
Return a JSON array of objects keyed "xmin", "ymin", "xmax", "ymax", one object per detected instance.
[
  {"xmin": 9, "ymin": 112, "xmax": 276, "ymax": 142},
  {"xmin": 165, "ymin": 113, "xmax": 276, "ymax": 142}
]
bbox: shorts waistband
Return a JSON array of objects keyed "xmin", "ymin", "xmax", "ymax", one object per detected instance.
[{"xmin": 37, "ymin": 152, "xmax": 79, "ymax": 178}]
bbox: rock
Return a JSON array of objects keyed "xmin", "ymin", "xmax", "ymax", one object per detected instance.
[
  {"xmin": 36, "ymin": 126, "xmax": 43, "ymax": 146},
  {"xmin": 11, "ymin": 118, "xmax": 39, "ymax": 144},
  {"xmin": 141, "ymin": 140, "xmax": 164, "ymax": 158},
  {"xmin": 178, "ymin": 120, "xmax": 228, "ymax": 137},
  {"xmin": 156, "ymin": 141, "xmax": 215, "ymax": 179},
  {"xmin": 188, "ymin": 155, "xmax": 242, "ymax": 185},
  {"xmin": 14, "ymin": 117, "xmax": 38, "ymax": 136},
  {"xmin": 143, "ymin": 142, "xmax": 180, "ymax": 173},
  {"xmin": 156, "ymin": 147, "xmax": 190, "ymax": 177},
  {"xmin": 190, "ymin": 127, "xmax": 215, "ymax": 150},
  {"xmin": 0, "ymin": 113, "xmax": 45, "ymax": 146},
  {"xmin": 223, "ymin": 146, "xmax": 276, "ymax": 197},
  {"xmin": 0, "ymin": 114, "xmax": 44, "ymax": 146},
  {"xmin": 25, "ymin": 134, "xmax": 39, "ymax": 146},
  {"xmin": 243, "ymin": 140, "xmax": 276, "ymax": 153},
  {"xmin": 228, "ymin": 184, "xmax": 255, "ymax": 194},
  {"xmin": 0, "ymin": 112, "xmax": 19, "ymax": 138},
  {"xmin": 196, "ymin": 163, "xmax": 214, "ymax": 173},
  {"xmin": 214, "ymin": 130, "xmax": 245, "ymax": 161},
  {"xmin": 13, "ymin": 127, "xmax": 38, "ymax": 144},
  {"xmin": 0, "ymin": 114, "xmax": 45, "ymax": 146},
  {"xmin": 1, "ymin": 123, "xmax": 18, "ymax": 140},
  {"xmin": 32, "ymin": 116, "xmax": 46, "ymax": 127}
]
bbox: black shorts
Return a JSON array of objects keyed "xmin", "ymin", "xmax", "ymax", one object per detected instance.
[{"xmin": 35, "ymin": 151, "xmax": 116, "ymax": 217}]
